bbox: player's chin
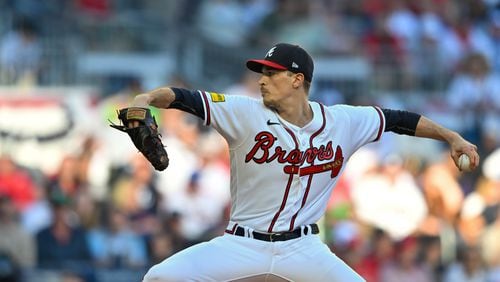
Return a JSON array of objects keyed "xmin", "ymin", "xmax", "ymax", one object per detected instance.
[{"xmin": 263, "ymin": 98, "xmax": 275, "ymax": 109}]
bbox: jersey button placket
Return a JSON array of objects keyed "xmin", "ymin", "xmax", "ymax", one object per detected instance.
[{"xmin": 298, "ymin": 130, "xmax": 307, "ymax": 148}]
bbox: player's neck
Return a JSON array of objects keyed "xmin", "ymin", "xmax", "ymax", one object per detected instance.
[{"xmin": 275, "ymin": 98, "xmax": 313, "ymax": 128}]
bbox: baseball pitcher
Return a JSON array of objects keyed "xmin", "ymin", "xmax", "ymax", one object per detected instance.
[{"xmin": 112, "ymin": 43, "xmax": 479, "ymax": 282}]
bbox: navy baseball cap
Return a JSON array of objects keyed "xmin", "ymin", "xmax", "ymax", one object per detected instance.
[{"xmin": 246, "ymin": 43, "xmax": 314, "ymax": 82}]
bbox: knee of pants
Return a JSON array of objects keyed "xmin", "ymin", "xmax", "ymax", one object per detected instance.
[{"xmin": 143, "ymin": 264, "xmax": 182, "ymax": 282}]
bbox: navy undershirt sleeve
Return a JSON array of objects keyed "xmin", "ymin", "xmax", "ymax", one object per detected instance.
[
  {"xmin": 169, "ymin": 87, "xmax": 205, "ymax": 120},
  {"xmin": 382, "ymin": 108, "xmax": 421, "ymax": 136}
]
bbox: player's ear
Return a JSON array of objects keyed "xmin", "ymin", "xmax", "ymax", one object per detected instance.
[{"xmin": 292, "ymin": 73, "xmax": 305, "ymax": 89}]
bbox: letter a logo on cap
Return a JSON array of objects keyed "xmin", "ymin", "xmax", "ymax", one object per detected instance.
[{"xmin": 266, "ymin": 47, "xmax": 276, "ymax": 58}]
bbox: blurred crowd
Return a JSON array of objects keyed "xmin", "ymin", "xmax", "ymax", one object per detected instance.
[
  {"xmin": 0, "ymin": 0, "xmax": 500, "ymax": 282},
  {"xmin": 1, "ymin": 0, "xmax": 500, "ymax": 90}
]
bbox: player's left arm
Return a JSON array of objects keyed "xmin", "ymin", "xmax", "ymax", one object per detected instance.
[{"xmin": 382, "ymin": 109, "xmax": 479, "ymax": 170}]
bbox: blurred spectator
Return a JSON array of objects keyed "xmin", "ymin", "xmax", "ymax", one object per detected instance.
[
  {"xmin": 380, "ymin": 236, "xmax": 433, "ymax": 282},
  {"xmin": 251, "ymin": 0, "xmax": 328, "ymax": 53},
  {"xmin": 196, "ymin": 0, "xmax": 251, "ymax": 47},
  {"xmin": 457, "ymin": 181, "xmax": 488, "ymax": 247},
  {"xmin": 320, "ymin": 4, "xmax": 359, "ymax": 55},
  {"xmin": 196, "ymin": 130, "xmax": 230, "ymax": 207},
  {"xmin": 354, "ymin": 229, "xmax": 394, "ymax": 282},
  {"xmin": 385, "ymin": 0, "xmax": 421, "ymax": 87},
  {"xmin": 481, "ymin": 206, "xmax": 500, "ymax": 271},
  {"xmin": 100, "ymin": 77, "xmax": 144, "ymax": 107},
  {"xmin": 465, "ymin": 0, "xmax": 489, "ymax": 24},
  {"xmin": 9, "ymin": 0, "xmax": 48, "ymax": 22},
  {"xmin": 362, "ymin": 13, "xmax": 408, "ymax": 90},
  {"xmin": 487, "ymin": 268, "xmax": 500, "ymax": 282},
  {"xmin": 419, "ymin": 236, "xmax": 445, "ymax": 282},
  {"xmin": 75, "ymin": 0, "xmax": 111, "ymax": 19},
  {"xmin": 437, "ymin": 3, "xmax": 493, "ymax": 74},
  {"xmin": 458, "ymin": 171, "xmax": 499, "ymax": 247},
  {"xmin": 446, "ymin": 53, "xmax": 500, "ymax": 153},
  {"xmin": 87, "ymin": 206, "xmax": 147, "ymax": 269},
  {"xmin": 158, "ymin": 212, "xmax": 190, "ymax": 252},
  {"xmin": 338, "ymin": 147, "xmax": 379, "ymax": 191},
  {"xmin": 73, "ymin": 189, "xmax": 100, "ymax": 230},
  {"xmin": 111, "ymin": 154, "xmax": 161, "ymax": 235},
  {"xmin": 385, "ymin": 0, "xmax": 421, "ymax": 50},
  {"xmin": 75, "ymin": 135, "xmax": 111, "ymax": 202},
  {"xmin": 46, "ymin": 155, "xmax": 83, "ymax": 198},
  {"xmin": 147, "ymin": 231, "xmax": 176, "ymax": 266},
  {"xmin": 250, "ymin": 0, "xmax": 298, "ymax": 46},
  {"xmin": 328, "ymin": 219, "xmax": 362, "ymax": 266},
  {"xmin": 271, "ymin": 1, "xmax": 331, "ymax": 54},
  {"xmin": 167, "ymin": 170, "xmax": 224, "ymax": 242},
  {"xmin": 0, "ymin": 251, "xmax": 20, "ymax": 281},
  {"xmin": 239, "ymin": 0, "xmax": 275, "ymax": 33},
  {"xmin": 433, "ymin": 3, "xmax": 464, "ymax": 72},
  {"xmin": 419, "ymin": 152, "xmax": 466, "ymax": 267},
  {"xmin": 484, "ymin": 10, "xmax": 500, "ymax": 72},
  {"xmin": 0, "ymin": 155, "xmax": 37, "ymax": 211},
  {"xmin": 443, "ymin": 246, "xmax": 488, "ymax": 282},
  {"xmin": 20, "ymin": 180, "xmax": 52, "ymax": 235},
  {"xmin": 169, "ymin": 0, "xmax": 204, "ymax": 28},
  {"xmin": 224, "ymin": 70, "xmax": 261, "ymax": 99},
  {"xmin": 351, "ymin": 154, "xmax": 428, "ymax": 240},
  {"xmin": 157, "ymin": 110, "xmax": 201, "ymax": 210},
  {"xmin": 477, "ymin": 178, "xmax": 500, "ymax": 226},
  {"xmin": 480, "ymin": 149, "xmax": 500, "ymax": 273},
  {"xmin": 483, "ymin": 145, "xmax": 500, "ymax": 183},
  {"xmin": 0, "ymin": 17, "xmax": 42, "ymax": 85},
  {"xmin": 362, "ymin": 0, "xmax": 390, "ymax": 17},
  {"xmin": 36, "ymin": 192, "xmax": 92, "ymax": 276},
  {"xmin": 0, "ymin": 195, "xmax": 35, "ymax": 269},
  {"xmin": 416, "ymin": 0, "xmax": 447, "ymax": 89},
  {"xmin": 199, "ymin": 201, "xmax": 231, "ymax": 242},
  {"xmin": 420, "ymin": 153, "xmax": 464, "ymax": 236}
]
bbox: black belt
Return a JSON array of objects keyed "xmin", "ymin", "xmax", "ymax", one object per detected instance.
[{"xmin": 227, "ymin": 224, "xmax": 319, "ymax": 242}]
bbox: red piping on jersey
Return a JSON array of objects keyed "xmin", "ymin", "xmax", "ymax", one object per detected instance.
[
  {"xmin": 373, "ymin": 106, "xmax": 384, "ymax": 142},
  {"xmin": 289, "ymin": 175, "xmax": 314, "ymax": 231},
  {"xmin": 224, "ymin": 223, "xmax": 238, "ymax": 234},
  {"xmin": 268, "ymin": 126, "xmax": 299, "ymax": 233},
  {"xmin": 200, "ymin": 91, "xmax": 211, "ymax": 126},
  {"xmin": 268, "ymin": 174, "xmax": 295, "ymax": 233},
  {"xmin": 289, "ymin": 103, "xmax": 327, "ymax": 230}
]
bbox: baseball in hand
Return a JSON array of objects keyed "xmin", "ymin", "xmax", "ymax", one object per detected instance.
[{"xmin": 458, "ymin": 154, "xmax": 472, "ymax": 172}]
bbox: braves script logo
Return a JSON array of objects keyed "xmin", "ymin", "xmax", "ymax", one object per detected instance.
[{"xmin": 245, "ymin": 131, "xmax": 344, "ymax": 178}]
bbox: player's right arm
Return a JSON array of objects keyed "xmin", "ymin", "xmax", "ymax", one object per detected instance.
[
  {"xmin": 413, "ymin": 115, "xmax": 479, "ymax": 170},
  {"xmin": 382, "ymin": 109, "xmax": 479, "ymax": 169}
]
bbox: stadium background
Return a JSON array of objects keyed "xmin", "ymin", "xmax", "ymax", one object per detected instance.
[{"xmin": 0, "ymin": 0, "xmax": 499, "ymax": 281}]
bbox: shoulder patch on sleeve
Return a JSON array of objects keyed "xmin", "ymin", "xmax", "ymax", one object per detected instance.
[{"xmin": 210, "ymin": 92, "xmax": 225, "ymax": 103}]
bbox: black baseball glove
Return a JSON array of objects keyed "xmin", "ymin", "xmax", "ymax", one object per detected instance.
[{"xmin": 110, "ymin": 107, "xmax": 169, "ymax": 171}]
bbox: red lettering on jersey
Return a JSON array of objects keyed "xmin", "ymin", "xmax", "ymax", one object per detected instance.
[
  {"xmin": 245, "ymin": 131, "xmax": 344, "ymax": 178},
  {"xmin": 283, "ymin": 146, "xmax": 343, "ymax": 177},
  {"xmin": 245, "ymin": 131, "xmax": 276, "ymax": 163}
]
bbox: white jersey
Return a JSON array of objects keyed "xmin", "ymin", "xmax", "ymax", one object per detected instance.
[{"xmin": 199, "ymin": 91, "xmax": 385, "ymax": 233}]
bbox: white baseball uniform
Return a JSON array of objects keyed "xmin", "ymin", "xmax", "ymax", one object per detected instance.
[{"xmin": 143, "ymin": 91, "xmax": 384, "ymax": 281}]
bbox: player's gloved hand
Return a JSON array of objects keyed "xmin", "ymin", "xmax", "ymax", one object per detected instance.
[{"xmin": 110, "ymin": 107, "xmax": 169, "ymax": 171}]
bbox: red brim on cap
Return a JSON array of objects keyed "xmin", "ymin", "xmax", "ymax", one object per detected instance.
[{"xmin": 246, "ymin": 59, "xmax": 287, "ymax": 73}]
